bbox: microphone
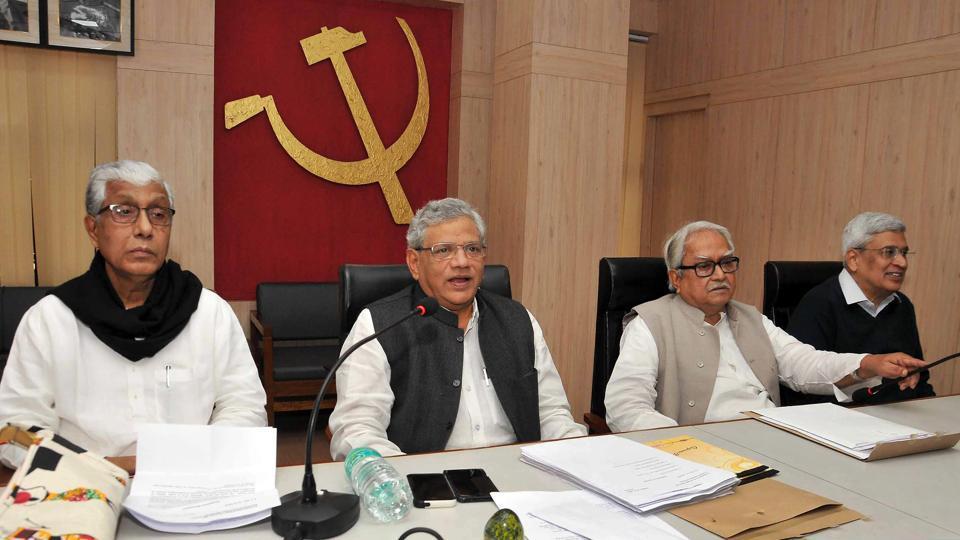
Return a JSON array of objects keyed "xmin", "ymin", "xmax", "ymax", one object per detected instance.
[
  {"xmin": 852, "ymin": 351, "xmax": 960, "ymax": 403},
  {"xmin": 272, "ymin": 297, "xmax": 440, "ymax": 539}
]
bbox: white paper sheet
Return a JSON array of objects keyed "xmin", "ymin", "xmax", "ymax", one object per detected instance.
[
  {"xmin": 520, "ymin": 436, "xmax": 738, "ymax": 513},
  {"xmin": 124, "ymin": 424, "xmax": 280, "ymax": 533},
  {"xmin": 492, "ymin": 490, "xmax": 688, "ymax": 540},
  {"xmin": 753, "ymin": 403, "xmax": 933, "ymax": 458}
]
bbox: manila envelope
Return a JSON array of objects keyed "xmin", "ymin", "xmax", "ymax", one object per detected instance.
[{"xmin": 669, "ymin": 478, "xmax": 863, "ymax": 539}]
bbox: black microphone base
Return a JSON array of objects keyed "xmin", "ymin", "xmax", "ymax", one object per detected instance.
[{"xmin": 271, "ymin": 490, "xmax": 360, "ymax": 539}]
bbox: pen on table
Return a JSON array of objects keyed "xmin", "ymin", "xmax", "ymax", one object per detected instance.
[
  {"xmin": 738, "ymin": 468, "xmax": 779, "ymax": 485},
  {"xmin": 165, "ymin": 365, "xmax": 171, "ymax": 388},
  {"xmin": 736, "ymin": 465, "xmax": 768, "ymax": 478}
]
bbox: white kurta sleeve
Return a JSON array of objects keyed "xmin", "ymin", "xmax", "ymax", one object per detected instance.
[
  {"xmin": 0, "ymin": 302, "xmax": 60, "ymax": 468},
  {"xmin": 209, "ymin": 295, "xmax": 268, "ymax": 427},
  {"xmin": 604, "ymin": 317, "xmax": 679, "ymax": 432},
  {"xmin": 328, "ymin": 309, "xmax": 403, "ymax": 461},
  {"xmin": 765, "ymin": 315, "xmax": 864, "ymax": 398},
  {"xmin": 528, "ymin": 311, "xmax": 587, "ymax": 440}
]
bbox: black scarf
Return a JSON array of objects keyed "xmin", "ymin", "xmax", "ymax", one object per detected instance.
[{"xmin": 51, "ymin": 251, "xmax": 203, "ymax": 362}]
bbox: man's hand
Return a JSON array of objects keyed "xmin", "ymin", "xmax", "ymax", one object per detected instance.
[{"xmin": 859, "ymin": 353, "xmax": 926, "ymax": 390}]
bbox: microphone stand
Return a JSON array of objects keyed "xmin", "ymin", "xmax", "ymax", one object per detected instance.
[{"xmin": 272, "ymin": 300, "xmax": 437, "ymax": 540}]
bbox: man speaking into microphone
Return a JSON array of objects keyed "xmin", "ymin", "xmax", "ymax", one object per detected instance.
[{"xmin": 328, "ymin": 198, "xmax": 585, "ymax": 460}]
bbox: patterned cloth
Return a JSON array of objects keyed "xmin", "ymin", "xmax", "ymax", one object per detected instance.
[{"xmin": 0, "ymin": 425, "xmax": 129, "ymax": 540}]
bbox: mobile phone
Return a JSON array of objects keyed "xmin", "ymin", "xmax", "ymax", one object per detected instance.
[
  {"xmin": 407, "ymin": 473, "xmax": 457, "ymax": 508},
  {"xmin": 443, "ymin": 468, "xmax": 498, "ymax": 503}
]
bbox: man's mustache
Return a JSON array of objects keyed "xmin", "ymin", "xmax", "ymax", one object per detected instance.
[{"xmin": 707, "ymin": 282, "xmax": 731, "ymax": 292}]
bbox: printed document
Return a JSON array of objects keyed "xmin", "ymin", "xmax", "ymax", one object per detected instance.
[{"xmin": 124, "ymin": 424, "xmax": 280, "ymax": 533}]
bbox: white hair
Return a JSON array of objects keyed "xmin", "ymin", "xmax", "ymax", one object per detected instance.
[
  {"xmin": 663, "ymin": 221, "xmax": 735, "ymax": 291},
  {"xmin": 85, "ymin": 160, "xmax": 174, "ymax": 216},
  {"xmin": 406, "ymin": 198, "xmax": 486, "ymax": 249},
  {"xmin": 842, "ymin": 212, "xmax": 906, "ymax": 257}
]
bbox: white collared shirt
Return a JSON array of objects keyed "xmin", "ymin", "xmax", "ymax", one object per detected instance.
[
  {"xmin": 328, "ymin": 299, "xmax": 586, "ymax": 460},
  {"xmin": 0, "ymin": 291, "xmax": 267, "ymax": 465},
  {"xmin": 605, "ymin": 310, "xmax": 865, "ymax": 433},
  {"xmin": 838, "ymin": 268, "xmax": 900, "ymax": 318}
]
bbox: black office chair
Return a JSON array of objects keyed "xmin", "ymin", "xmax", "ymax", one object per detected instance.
[
  {"xmin": 338, "ymin": 264, "xmax": 512, "ymax": 339},
  {"xmin": 762, "ymin": 260, "xmax": 844, "ymax": 406},
  {"xmin": 1, "ymin": 287, "xmax": 53, "ymax": 379},
  {"xmin": 586, "ymin": 257, "xmax": 670, "ymax": 434},
  {"xmin": 250, "ymin": 282, "xmax": 341, "ymax": 425}
]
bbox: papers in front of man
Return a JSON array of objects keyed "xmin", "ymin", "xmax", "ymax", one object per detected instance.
[
  {"xmin": 124, "ymin": 424, "xmax": 280, "ymax": 534},
  {"xmin": 491, "ymin": 490, "xmax": 688, "ymax": 540},
  {"xmin": 519, "ymin": 435, "xmax": 738, "ymax": 513},
  {"xmin": 750, "ymin": 403, "xmax": 934, "ymax": 460}
]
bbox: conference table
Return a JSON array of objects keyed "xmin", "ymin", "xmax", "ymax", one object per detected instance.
[{"xmin": 119, "ymin": 395, "xmax": 960, "ymax": 539}]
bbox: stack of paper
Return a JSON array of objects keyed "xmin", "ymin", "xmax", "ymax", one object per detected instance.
[
  {"xmin": 520, "ymin": 436, "xmax": 738, "ymax": 513},
  {"xmin": 752, "ymin": 403, "xmax": 933, "ymax": 459},
  {"xmin": 491, "ymin": 490, "xmax": 688, "ymax": 540},
  {"xmin": 124, "ymin": 424, "xmax": 281, "ymax": 533}
]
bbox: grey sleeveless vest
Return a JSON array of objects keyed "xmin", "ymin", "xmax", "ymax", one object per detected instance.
[{"xmin": 627, "ymin": 294, "xmax": 780, "ymax": 425}]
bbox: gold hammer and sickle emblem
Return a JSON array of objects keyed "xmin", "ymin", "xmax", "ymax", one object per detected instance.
[{"xmin": 224, "ymin": 17, "xmax": 428, "ymax": 224}]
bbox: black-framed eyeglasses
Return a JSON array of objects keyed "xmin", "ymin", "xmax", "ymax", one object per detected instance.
[
  {"xmin": 414, "ymin": 242, "xmax": 486, "ymax": 261},
  {"xmin": 855, "ymin": 246, "xmax": 912, "ymax": 260},
  {"xmin": 96, "ymin": 204, "xmax": 176, "ymax": 227},
  {"xmin": 676, "ymin": 256, "xmax": 740, "ymax": 277}
]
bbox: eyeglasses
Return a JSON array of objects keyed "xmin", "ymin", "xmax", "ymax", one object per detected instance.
[
  {"xmin": 676, "ymin": 256, "xmax": 740, "ymax": 278},
  {"xmin": 855, "ymin": 246, "xmax": 912, "ymax": 260},
  {"xmin": 415, "ymin": 242, "xmax": 486, "ymax": 261},
  {"xmin": 97, "ymin": 204, "xmax": 176, "ymax": 227}
]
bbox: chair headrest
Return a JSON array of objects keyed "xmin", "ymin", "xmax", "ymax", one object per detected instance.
[{"xmin": 256, "ymin": 282, "xmax": 339, "ymax": 340}]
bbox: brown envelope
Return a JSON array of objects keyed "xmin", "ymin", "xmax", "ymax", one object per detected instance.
[{"xmin": 669, "ymin": 478, "xmax": 863, "ymax": 539}]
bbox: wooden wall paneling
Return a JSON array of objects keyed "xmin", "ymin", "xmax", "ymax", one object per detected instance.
[
  {"xmin": 521, "ymin": 74, "xmax": 626, "ymax": 420},
  {"xmin": 486, "ymin": 75, "xmax": 532, "ymax": 298},
  {"xmin": 641, "ymin": 110, "xmax": 707, "ymax": 258},
  {"xmin": 646, "ymin": 0, "xmax": 713, "ymax": 92},
  {"xmin": 619, "ymin": 42, "xmax": 646, "ymax": 256},
  {"xmin": 117, "ymin": 69, "xmax": 214, "ymax": 288},
  {"xmin": 782, "ymin": 0, "xmax": 878, "ymax": 66},
  {"xmin": 639, "ymin": 115, "xmax": 657, "ymax": 255},
  {"xmin": 701, "ymin": 97, "xmax": 781, "ymax": 308},
  {"xmin": 0, "ymin": 48, "xmax": 35, "ymax": 285},
  {"xmin": 708, "ymin": 0, "xmax": 785, "ymax": 80},
  {"xmin": 629, "ymin": 0, "xmax": 658, "ymax": 34},
  {"xmin": 29, "ymin": 52, "xmax": 116, "ymax": 286},
  {"xmin": 532, "ymin": 0, "xmax": 629, "ymax": 55},
  {"xmin": 860, "ymin": 71, "xmax": 960, "ymax": 395},
  {"xmin": 448, "ymin": 0, "xmax": 495, "ymax": 217},
  {"xmin": 447, "ymin": 97, "xmax": 493, "ymax": 213},
  {"xmin": 874, "ymin": 0, "xmax": 960, "ymax": 48},
  {"xmin": 646, "ymin": 32, "xmax": 960, "ymax": 108},
  {"xmin": 494, "ymin": 0, "xmax": 534, "ymax": 57},
  {"xmin": 767, "ymin": 85, "xmax": 870, "ymax": 262},
  {"xmin": 134, "ymin": 0, "xmax": 216, "ymax": 46}
]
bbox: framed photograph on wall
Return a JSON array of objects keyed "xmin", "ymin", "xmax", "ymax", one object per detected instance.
[
  {"xmin": 0, "ymin": 0, "xmax": 42, "ymax": 45},
  {"xmin": 45, "ymin": 0, "xmax": 133, "ymax": 54}
]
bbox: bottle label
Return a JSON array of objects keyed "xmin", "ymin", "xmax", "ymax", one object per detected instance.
[{"xmin": 344, "ymin": 447, "xmax": 382, "ymax": 479}]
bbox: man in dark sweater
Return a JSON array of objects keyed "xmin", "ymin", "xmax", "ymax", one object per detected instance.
[
  {"xmin": 328, "ymin": 198, "xmax": 585, "ymax": 459},
  {"xmin": 789, "ymin": 212, "xmax": 934, "ymax": 403}
]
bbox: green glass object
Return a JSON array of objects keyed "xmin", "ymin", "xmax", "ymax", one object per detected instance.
[{"xmin": 484, "ymin": 508, "xmax": 524, "ymax": 540}]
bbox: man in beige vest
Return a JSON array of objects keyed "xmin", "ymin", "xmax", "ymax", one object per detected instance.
[{"xmin": 604, "ymin": 221, "xmax": 925, "ymax": 432}]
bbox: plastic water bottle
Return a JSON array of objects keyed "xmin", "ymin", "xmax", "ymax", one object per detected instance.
[{"xmin": 344, "ymin": 447, "xmax": 413, "ymax": 522}]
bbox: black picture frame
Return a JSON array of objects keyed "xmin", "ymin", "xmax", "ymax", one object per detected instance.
[
  {"xmin": 44, "ymin": 0, "xmax": 134, "ymax": 55},
  {"xmin": 0, "ymin": 0, "xmax": 42, "ymax": 46}
]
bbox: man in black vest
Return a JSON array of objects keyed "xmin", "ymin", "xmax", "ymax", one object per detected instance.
[
  {"xmin": 789, "ymin": 212, "xmax": 935, "ymax": 403},
  {"xmin": 328, "ymin": 198, "xmax": 585, "ymax": 459}
]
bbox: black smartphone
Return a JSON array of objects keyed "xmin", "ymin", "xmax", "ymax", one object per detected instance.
[
  {"xmin": 407, "ymin": 473, "xmax": 457, "ymax": 508},
  {"xmin": 443, "ymin": 468, "xmax": 498, "ymax": 503}
]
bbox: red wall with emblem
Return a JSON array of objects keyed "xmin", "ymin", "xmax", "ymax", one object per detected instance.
[{"xmin": 214, "ymin": 0, "xmax": 451, "ymax": 299}]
